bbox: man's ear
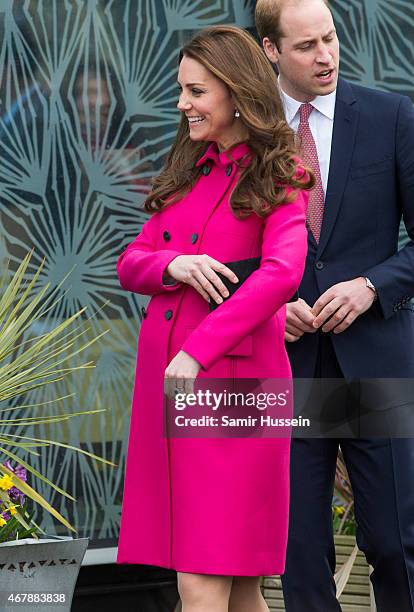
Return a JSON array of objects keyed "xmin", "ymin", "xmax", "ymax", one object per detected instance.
[{"xmin": 262, "ymin": 37, "xmax": 280, "ymax": 63}]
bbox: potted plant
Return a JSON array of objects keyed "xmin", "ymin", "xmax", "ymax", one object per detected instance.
[{"xmin": 0, "ymin": 252, "xmax": 115, "ymax": 611}]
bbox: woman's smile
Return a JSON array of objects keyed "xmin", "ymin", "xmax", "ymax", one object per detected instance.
[{"xmin": 187, "ymin": 115, "xmax": 206, "ymax": 126}]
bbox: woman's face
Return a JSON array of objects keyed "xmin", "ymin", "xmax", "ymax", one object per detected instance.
[{"xmin": 177, "ymin": 55, "xmax": 247, "ymax": 151}]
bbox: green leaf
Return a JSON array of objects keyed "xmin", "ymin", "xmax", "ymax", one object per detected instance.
[
  {"xmin": 0, "ymin": 465, "xmax": 76, "ymax": 533},
  {"xmin": 0, "ymin": 252, "xmax": 114, "ymax": 534},
  {"xmin": 3, "ymin": 433, "xmax": 117, "ymax": 467},
  {"xmin": 0, "ymin": 450, "xmax": 76, "ymax": 501}
]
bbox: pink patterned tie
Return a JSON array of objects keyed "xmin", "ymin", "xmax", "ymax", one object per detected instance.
[{"xmin": 297, "ymin": 103, "xmax": 325, "ymax": 242}]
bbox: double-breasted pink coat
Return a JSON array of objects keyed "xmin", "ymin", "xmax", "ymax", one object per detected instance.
[{"xmin": 116, "ymin": 142, "xmax": 309, "ymax": 576}]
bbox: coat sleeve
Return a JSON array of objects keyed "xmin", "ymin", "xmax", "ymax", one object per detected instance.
[
  {"xmin": 182, "ymin": 188, "xmax": 309, "ymax": 371},
  {"xmin": 117, "ymin": 213, "xmax": 183, "ymax": 296},
  {"xmin": 363, "ymin": 96, "xmax": 414, "ymax": 319}
]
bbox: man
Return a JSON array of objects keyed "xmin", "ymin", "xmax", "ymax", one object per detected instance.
[{"xmin": 255, "ymin": 0, "xmax": 414, "ymax": 610}]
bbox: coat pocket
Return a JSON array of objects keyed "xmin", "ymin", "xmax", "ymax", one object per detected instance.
[
  {"xmin": 185, "ymin": 327, "xmax": 253, "ymax": 357},
  {"xmin": 350, "ymin": 156, "xmax": 393, "ymax": 179}
]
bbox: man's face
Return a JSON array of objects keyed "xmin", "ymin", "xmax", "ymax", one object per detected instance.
[{"xmin": 263, "ymin": 0, "xmax": 339, "ymax": 102}]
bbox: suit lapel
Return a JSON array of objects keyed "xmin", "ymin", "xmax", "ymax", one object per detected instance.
[{"xmin": 317, "ymin": 79, "xmax": 359, "ymax": 257}]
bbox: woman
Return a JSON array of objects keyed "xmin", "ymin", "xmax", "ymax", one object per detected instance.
[{"xmin": 116, "ymin": 25, "xmax": 313, "ymax": 612}]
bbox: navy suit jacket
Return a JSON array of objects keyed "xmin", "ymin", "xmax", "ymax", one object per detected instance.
[{"xmin": 287, "ymin": 78, "xmax": 414, "ymax": 378}]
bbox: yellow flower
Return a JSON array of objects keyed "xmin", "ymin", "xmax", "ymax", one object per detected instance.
[
  {"xmin": 0, "ymin": 475, "xmax": 14, "ymax": 491},
  {"xmin": 8, "ymin": 504, "xmax": 18, "ymax": 516},
  {"xmin": 0, "ymin": 516, "xmax": 7, "ymax": 526},
  {"xmin": 334, "ymin": 506, "xmax": 345, "ymax": 516}
]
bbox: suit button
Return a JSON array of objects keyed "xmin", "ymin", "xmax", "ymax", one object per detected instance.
[
  {"xmin": 315, "ymin": 261, "xmax": 324, "ymax": 270},
  {"xmin": 202, "ymin": 165, "xmax": 211, "ymax": 176},
  {"xmin": 165, "ymin": 309, "xmax": 173, "ymax": 321},
  {"xmin": 163, "ymin": 230, "xmax": 171, "ymax": 242},
  {"xmin": 141, "ymin": 306, "xmax": 147, "ymax": 319},
  {"xmin": 226, "ymin": 164, "xmax": 233, "ymax": 176},
  {"xmin": 191, "ymin": 233, "xmax": 198, "ymax": 244}
]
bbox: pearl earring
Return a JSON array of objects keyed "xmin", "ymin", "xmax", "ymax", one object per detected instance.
[{"xmin": 234, "ymin": 109, "xmax": 240, "ymax": 118}]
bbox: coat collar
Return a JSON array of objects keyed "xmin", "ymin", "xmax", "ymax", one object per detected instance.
[{"xmin": 196, "ymin": 141, "xmax": 251, "ymax": 168}]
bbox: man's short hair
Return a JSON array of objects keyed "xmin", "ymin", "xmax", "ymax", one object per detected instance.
[{"xmin": 255, "ymin": 0, "xmax": 330, "ymax": 51}]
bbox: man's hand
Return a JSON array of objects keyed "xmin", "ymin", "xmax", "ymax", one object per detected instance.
[
  {"xmin": 164, "ymin": 350, "xmax": 201, "ymax": 398},
  {"xmin": 312, "ymin": 277, "xmax": 376, "ymax": 334},
  {"xmin": 285, "ymin": 298, "xmax": 317, "ymax": 342}
]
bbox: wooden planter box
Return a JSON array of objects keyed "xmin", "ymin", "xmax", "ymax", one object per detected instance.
[{"xmin": 262, "ymin": 534, "xmax": 373, "ymax": 611}]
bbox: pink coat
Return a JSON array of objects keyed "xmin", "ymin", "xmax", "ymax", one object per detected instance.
[{"xmin": 116, "ymin": 142, "xmax": 309, "ymax": 576}]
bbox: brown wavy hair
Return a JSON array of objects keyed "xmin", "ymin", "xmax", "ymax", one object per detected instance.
[{"xmin": 145, "ymin": 25, "xmax": 314, "ymax": 218}]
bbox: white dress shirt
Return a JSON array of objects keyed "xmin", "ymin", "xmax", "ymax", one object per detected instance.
[{"xmin": 280, "ymin": 86, "xmax": 336, "ymax": 196}]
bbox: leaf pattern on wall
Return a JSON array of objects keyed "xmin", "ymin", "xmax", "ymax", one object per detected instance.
[
  {"xmin": 0, "ymin": 0, "xmax": 412, "ymax": 543},
  {"xmin": 332, "ymin": 0, "xmax": 414, "ymax": 97}
]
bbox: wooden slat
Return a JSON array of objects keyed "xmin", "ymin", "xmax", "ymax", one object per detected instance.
[
  {"xmin": 340, "ymin": 606, "xmax": 371, "ymax": 612},
  {"xmin": 262, "ymin": 535, "xmax": 372, "ymax": 611},
  {"xmin": 339, "ymin": 593, "xmax": 371, "ymax": 605}
]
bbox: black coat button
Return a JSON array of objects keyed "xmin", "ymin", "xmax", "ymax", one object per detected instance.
[
  {"xmin": 165, "ymin": 310, "xmax": 173, "ymax": 321},
  {"xmin": 191, "ymin": 233, "xmax": 198, "ymax": 244},
  {"xmin": 202, "ymin": 165, "xmax": 211, "ymax": 176},
  {"xmin": 315, "ymin": 261, "xmax": 324, "ymax": 270},
  {"xmin": 226, "ymin": 164, "xmax": 233, "ymax": 176},
  {"xmin": 141, "ymin": 306, "xmax": 147, "ymax": 319},
  {"xmin": 163, "ymin": 230, "xmax": 171, "ymax": 242}
]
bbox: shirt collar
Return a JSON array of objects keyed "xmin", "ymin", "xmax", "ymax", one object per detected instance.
[
  {"xmin": 196, "ymin": 141, "xmax": 251, "ymax": 168},
  {"xmin": 279, "ymin": 82, "xmax": 336, "ymax": 124}
]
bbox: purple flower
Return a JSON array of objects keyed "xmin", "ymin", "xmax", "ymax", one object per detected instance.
[
  {"xmin": 3, "ymin": 461, "xmax": 26, "ymax": 481},
  {"xmin": 2, "ymin": 461, "xmax": 26, "ymax": 506}
]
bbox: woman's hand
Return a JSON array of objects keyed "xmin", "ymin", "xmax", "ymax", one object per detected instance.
[
  {"xmin": 166, "ymin": 254, "xmax": 239, "ymax": 305},
  {"xmin": 164, "ymin": 350, "xmax": 201, "ymax": 398}
]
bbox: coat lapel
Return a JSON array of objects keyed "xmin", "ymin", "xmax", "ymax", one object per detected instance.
[{"xmin": 317, "ymin": 79, "xmax": 359, "ymax": 257}]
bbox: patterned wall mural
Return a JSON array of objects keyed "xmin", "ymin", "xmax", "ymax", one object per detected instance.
[{"xmin": 0, "ymin": 0, "xmax": 412, "ymax": 546}]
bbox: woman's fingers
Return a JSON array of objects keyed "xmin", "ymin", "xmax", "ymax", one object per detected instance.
[
  {"xmin": 207, "ymin": 257, "xmax": 239, "ymax": 284},
  {"xmin": 186, "ymin": 276, "xmax": 211, "ymax": 302},
  {"xmin": 164, "ymin": 374, "xmax": 194, "ymax": 400},
  {"xmin": 207, "ymin": 261, "xmax": 240, "ymax": 300},
  {"xmin": 184, "ymin": 377, "xmax": 194, "ymax": 395},
  {"xmin": 193, "ymin": 269, "xmax": 224, "ymax": 304},
  {"xmin": 194, "ymin": 256, "xmax": 239, "ymax": 304},
  {"xmin": 168, "ymin": 254, "xmax": 240, "ymax": 304},
  {"xmin": 164, "ymin": 374, "xmax": 185, "ymax": 401},
  {"xmin": 186, "ymin": 266, "xmax": 229, "ymax": 304},
  {"xmin": 164, "ymin": 375, "xmax": 175, "ymax": 400}
]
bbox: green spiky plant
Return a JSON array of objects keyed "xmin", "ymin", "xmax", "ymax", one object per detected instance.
[{"xmin": 0, "ymin": 251, "xmax": 115, "ymax": 540}]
